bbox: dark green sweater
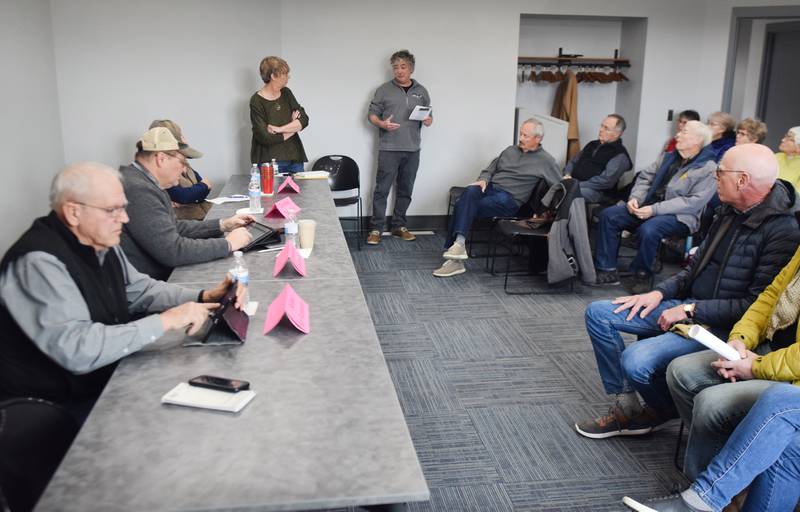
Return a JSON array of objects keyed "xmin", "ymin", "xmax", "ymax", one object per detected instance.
[{"xmin": 249, "ymin": 87, "xmax": 309, "ymax": 164}]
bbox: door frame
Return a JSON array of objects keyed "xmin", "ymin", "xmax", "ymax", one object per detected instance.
[
  {"xmin": 756, "ymin": 20, "xmax": 800, "ymax": 120},
  {"xmin": 722, "ymin": 6, "xmax": 800, "ymax": 112}
]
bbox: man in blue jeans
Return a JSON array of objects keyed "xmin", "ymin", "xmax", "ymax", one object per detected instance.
[
  {"xmin": 622, "ymin": 384, "xmax": 800, "ymax": 512},
  {"xmin": 432, "ymin": 118, "xmax": 560, "ymax": 277},
  {"xmin": 574, "ymin": 144, "xmax": 800, "ymax": 439},
  {"xmin": 594, "ymin": 120, "xmax": 717, "ymax": 294}
]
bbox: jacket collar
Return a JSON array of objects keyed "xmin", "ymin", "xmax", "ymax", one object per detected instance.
[{"xmin": 717, "ymin": 179, "xmax": 796, "ymax": 229}]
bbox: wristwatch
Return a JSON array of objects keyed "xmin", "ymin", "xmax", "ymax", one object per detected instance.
[{"xmin": 683, "ymin": 303, "xmax": 696, "ymax": 318}]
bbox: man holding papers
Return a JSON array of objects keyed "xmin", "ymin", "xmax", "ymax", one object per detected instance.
[
  {"xmin": 668, "ymin": 243, "xmax": 800, "ymax": 480},
  {"xmin": 366, "ymin": 49, "xmax": 432, "ymax": 245},
  {"xmin": 0, "ymin": 163, "xmax": 245, "ymax": 422},
  {"xmin": 575, "ymin": 144, "xmax": 800, "ymax": 440}
]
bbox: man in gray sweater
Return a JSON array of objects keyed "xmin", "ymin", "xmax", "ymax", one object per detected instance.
[
  {"xmin": 433, "ymin": 118, "xmax": 561, "ymax": 277},
  {"xmin": 120, "ymin": 127, "xmax": 253, "ymax": 280},
  {"xmin": 366, "ymin": 49, "xmax": 432, "ymax": 245}
]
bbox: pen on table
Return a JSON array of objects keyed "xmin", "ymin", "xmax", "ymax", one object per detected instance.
[{"xmin": 258, "ymin": 246, "xmax": 285, "ymax": 253}]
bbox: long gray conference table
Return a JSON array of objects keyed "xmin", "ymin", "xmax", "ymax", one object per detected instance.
[{"xmin": 37, "ymin": 176, "xmax": 429, "ymax": 511}]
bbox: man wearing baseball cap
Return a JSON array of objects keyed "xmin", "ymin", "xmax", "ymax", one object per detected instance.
[{"xmin": 119, "ymin": 127, "xmax": 254, "ymax": 280}]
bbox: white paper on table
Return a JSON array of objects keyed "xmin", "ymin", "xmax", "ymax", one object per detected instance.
[
  {"xmin": 206, "ymin": 195, "xmax": 249, "ymax": 205},
  {"xmin": 294, "ymin": 170, "xmax": 329, "ymax": 180},
  {"xmin": 236, "ymin": 206, "xmax": 263, "ymax": 215},
  {"xmin": 161, "ymin": 383, "xmax": 256, "ymax": 413},
  {"xmin": 409, "ymin": 105, "xmax": 432, "ymax": 121},
  {"xmin": 298, "ymin": 247, "xmax": 312, "ymax": 259},
  {"xmin": 688, "ymin": 325, "xmax": 741, "ymax": 361}
]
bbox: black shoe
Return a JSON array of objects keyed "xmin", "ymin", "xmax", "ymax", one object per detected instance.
[
  {"xmin": 594, "ymin": 270, "xmax": 620, "ymax": 286},
  {"xmin": 623, "ymin": 271, "xmax": 652, "ymax": 294}
]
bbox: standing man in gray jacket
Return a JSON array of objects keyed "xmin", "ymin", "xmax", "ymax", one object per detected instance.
[
  {"xmin": 366, "ymin": 49, "xmax": 432, "ymax": 245},
  {"xmin": 120, "ymin": 127, "xmax": 254, "ymax": 280}
]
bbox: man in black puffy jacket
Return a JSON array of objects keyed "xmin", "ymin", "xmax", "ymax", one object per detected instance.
[{"xmin": 574, "ymin": 144, "xmax": 800, "ymax": 440}]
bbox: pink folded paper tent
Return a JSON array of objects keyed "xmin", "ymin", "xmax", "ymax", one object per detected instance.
[
  {"xmin": 263, "ymin": 284, "xmax": 310, "ymax": 334},
  {"xmin": 264, "ymin": 197, "xmax": 301, "ymax": 219},
  {"xmin": 272, "ymin": 241, "xmax": 306, "ymax": 277},
  {"xmin": 277, "ymin": 176, "xmax": 300, "ymax": 193}
]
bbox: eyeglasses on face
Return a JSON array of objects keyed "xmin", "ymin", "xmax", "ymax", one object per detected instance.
[
  {"xmin": 715, "ymin": 168, "xmax": 746, "ymax": 178},
  {"xmin": 75, "ymin": 202, "xmax": 128, "ymax": 218},
  {"xmin": 162, "ymin": 152, "xmax": 187, "ymax": 167}
]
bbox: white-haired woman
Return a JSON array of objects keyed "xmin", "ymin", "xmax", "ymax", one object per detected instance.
[{"xmin": 777, "ymin": 126, "xmax": 800, "ymax": 190}]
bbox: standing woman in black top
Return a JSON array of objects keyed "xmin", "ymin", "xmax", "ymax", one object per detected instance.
[{"xmin": 250, "ymin": 56, "xmax": 309, "ymax": 173}]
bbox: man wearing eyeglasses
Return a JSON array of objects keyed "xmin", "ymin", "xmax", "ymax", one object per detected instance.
[
  {"xmin": 0, "ymin": 162, "xmax": 245, "ymax": 421},
  {"xmin": 119, "ymin": 127, "xmax": 254, "ymax": 280},
  {"xmin": 562, "ymin": 114, "xmax": 631, "ymax": 204},
  {"xmin": 575, "ymin": 143, "xmax": 800, "ymax": 440}
]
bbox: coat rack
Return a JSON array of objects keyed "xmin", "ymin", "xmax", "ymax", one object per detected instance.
[{"xmin": 518, "ymin": 48, "xmax": 630, "ymax": 83}]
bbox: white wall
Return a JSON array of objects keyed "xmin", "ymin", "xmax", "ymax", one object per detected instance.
[
  {"xmin": 0, "ymin": 0, "xmax": 65, "ymax": 253},
  {"xmin": 50, "ymin": 0, "xmax": 281, "ymax": 188},
  {"xmin": 4, "ymin": 0, "xmax": 799, "ymax": 246},
  {"xmin": 282, "ymin": 0, "xmax": 521, "ymax": 217},
  {"xmin": 516, "ymin": 16, "xmax": 623, "ymax": 164}
]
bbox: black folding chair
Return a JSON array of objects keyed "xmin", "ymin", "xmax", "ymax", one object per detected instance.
[
  {"xmin": 0, "ymin": 397, "xmax": 79, "ymax": 512},
  {"xmin": 313, "ymin": 155, "xmax": 362, "ymax": 249}
]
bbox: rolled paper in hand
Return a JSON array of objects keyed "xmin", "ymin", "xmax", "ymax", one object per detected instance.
[{"xmin": 688, "ymin": 325, "xmax": 741, "ymax": 361}]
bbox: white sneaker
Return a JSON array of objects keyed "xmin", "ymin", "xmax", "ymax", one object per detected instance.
[
  {"xmin": 433, "ymin": 260, "xmax": 466, "ymax": 277},
  {"xmin": 442, "ymin": 242, "xmax": 468, "ymax": 260}
]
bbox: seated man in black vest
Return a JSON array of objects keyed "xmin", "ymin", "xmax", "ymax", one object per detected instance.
[
  {"xmin": 563, "ymin": 114, "xmax": 631, "ymax": 203},
  {"xmin": 0, "ymin": 162, "xmax": 243, "ymax": 422}
]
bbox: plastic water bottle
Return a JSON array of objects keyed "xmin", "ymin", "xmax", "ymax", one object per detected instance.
[
  {"xmin": 284, "ymin": 213, "xmax": 298, "ymax": 247},
  {"xmin": 248, "ymin": 165, "xmax": 261, "ymax": 212},
  {"xmin": 271, "ymin": 158, "xmax": 279, "ymax": 176},
  {"xmin": 228, "ymin": 251, "xmax": 249, "ymax": 304}
]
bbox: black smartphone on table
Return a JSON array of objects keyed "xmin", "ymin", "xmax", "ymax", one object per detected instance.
[{"xmin": 188, "ymin": 375, "xmax": 250, "ymax": 393}]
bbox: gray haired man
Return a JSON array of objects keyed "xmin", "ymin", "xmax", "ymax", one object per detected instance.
[
  {"xmin": 433, "ymin": 119, "xmax": 561, "ymax": 277},
  {"xmin": 0, "ymin": 162, "xmax": 244, "ymax": 421},
  {"xmin": 367, "ymin": 49, "xmax": 432, "ymax": 245}
]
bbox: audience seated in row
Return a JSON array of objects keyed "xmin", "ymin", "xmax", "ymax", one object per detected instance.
[
  {"xmin": 0, "ymin": 163, "xmax": 246, "ymax": 423},
  {"xmin": 434, "ymin": 114, "xmax": 632, "ymax": 278},
  {"xmin": 576, "ymin": 144, "xmax": 800, "ymax": 440},
  {"xmin": 119, "ymin": 127, "xmax": 254, "ymax": 280}
]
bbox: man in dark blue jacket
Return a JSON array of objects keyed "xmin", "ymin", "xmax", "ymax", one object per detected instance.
[{"xmin": 575, "ymin": 144, "xmax": 800, "ymax": 440}]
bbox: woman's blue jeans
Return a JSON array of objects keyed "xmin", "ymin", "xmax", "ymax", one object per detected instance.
[{"xmin": 692, "ymin": 383, "xmax": 800, "ymax": 512}]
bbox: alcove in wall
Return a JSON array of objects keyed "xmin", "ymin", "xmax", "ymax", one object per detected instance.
[{"xmin": 516, "ymin": 14, "xmax": 647, "ymax": 166}]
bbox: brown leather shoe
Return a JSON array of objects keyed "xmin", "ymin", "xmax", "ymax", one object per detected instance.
[
  {"xmin": 391, "ymin": 227, "xmax": 416, "ymax": 241},
  {"xmin": 366, "ymin": 230, "xmax": 381, "ymax": 245}
]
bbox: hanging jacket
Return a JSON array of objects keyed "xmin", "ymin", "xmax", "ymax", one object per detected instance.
[
  {"xmin": 551, "ymin": 70, "xmax": 580, "ymax": 161},
  {"xmin": 541, "ymin": 179, "xmax": 595, "ymax": 284}
]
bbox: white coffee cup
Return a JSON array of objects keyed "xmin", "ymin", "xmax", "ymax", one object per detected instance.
[{"xmin": 298, "ymin": 219, "xmax": 317, "ymax": 250}]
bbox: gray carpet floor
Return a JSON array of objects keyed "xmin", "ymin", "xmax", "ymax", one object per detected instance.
[{"xmin": 345, "ymin": 231, "xmax": 687, "ymax": 512}]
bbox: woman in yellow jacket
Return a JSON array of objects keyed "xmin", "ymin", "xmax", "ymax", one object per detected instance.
[{"xmin": 726, "ymin": 246, "xmax": 800, "ymax": 384}]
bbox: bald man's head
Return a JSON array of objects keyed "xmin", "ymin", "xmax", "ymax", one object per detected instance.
[
  {"xmin": 721, "ymin": 144, "xmax": 778, "ymax": 190},
  {"xmin": 716, "ymin": 143, "xmax": 779, "ymax": 210}
]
